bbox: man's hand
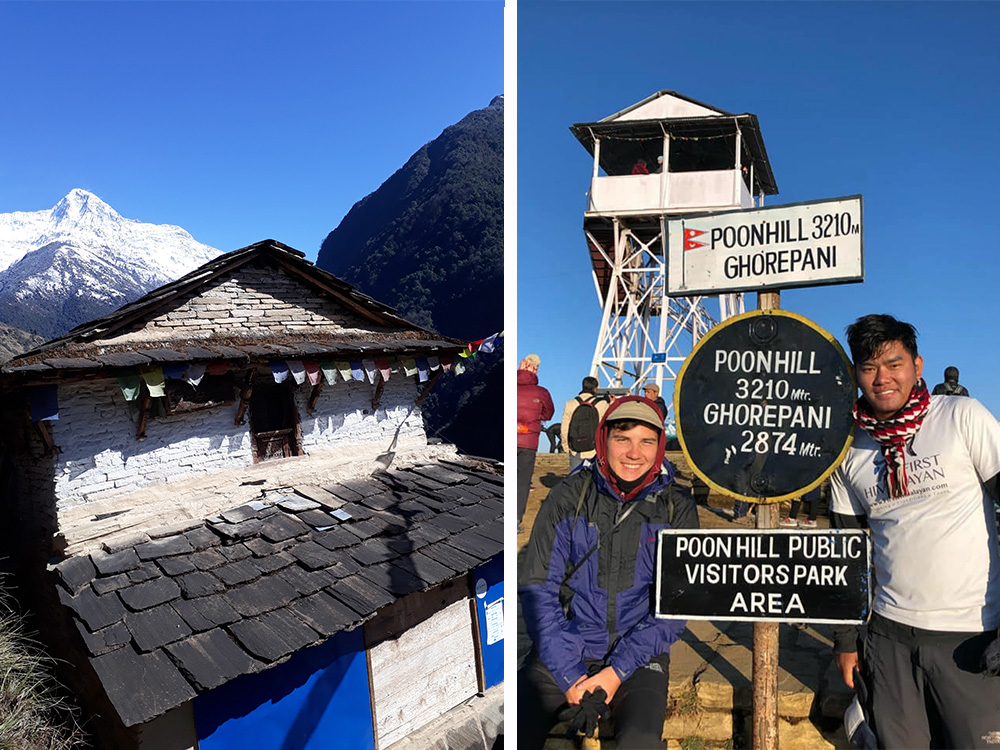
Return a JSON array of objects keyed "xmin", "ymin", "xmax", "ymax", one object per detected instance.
[
  {"xmin": 564, "ymin": 674, "xmax": 588, "ymax": 705},
  {"xmin": 577, "ymin": 666, "xmax": 622, "ymax": 704},
  {"xmin": 836, "ymin": 652, "xmax": 859, "ymax": 688}
]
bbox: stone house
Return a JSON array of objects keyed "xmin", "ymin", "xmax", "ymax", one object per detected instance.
[{"xmin": 0, "ymin": 240, "xmax": 504, "ymax": 750}]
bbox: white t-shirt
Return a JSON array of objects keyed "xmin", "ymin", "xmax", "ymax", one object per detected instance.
[{"xmin": 829, "ymin": 395, "xmax": 1000, "ymax": 631}]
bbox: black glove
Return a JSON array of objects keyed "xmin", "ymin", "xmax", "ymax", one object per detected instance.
[
  {"xmin": 982, "ymin": 632, "xmax": 1000, "ymax": 675},
  {"xmin": 558, "ymin": 687, "xmax": 608, "ymax": 738}
]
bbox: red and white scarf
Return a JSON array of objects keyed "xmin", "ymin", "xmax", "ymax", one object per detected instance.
[{"xmin": 853, "ymin": 379, "xmax": 930, "ymax": 498}]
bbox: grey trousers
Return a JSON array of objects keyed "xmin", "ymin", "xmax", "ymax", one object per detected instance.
[{"xmin": 865, "ymin": 613, "xmax": 1000, "ymax": 749}]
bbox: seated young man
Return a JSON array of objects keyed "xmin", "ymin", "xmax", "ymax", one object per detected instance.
[{"xmin": 518, "ymin": 396, "xmax": 699, "ymax": 749}]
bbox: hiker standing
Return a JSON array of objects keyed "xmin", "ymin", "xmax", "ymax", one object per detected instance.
[
  {"xmin": 518, "ymin": 354, "xmax": 554, "ymax": 531},
  {"xmin": 829, "ymin": 314, "xmax": 1000, "ymax": 749},
  {"xmin": 519, "ymin": 397, "xmax": 699, "ymax": 748},
  {"xmin": 932, "ymin": 365, "xmax": 970, "ymax": 397},
  {"xmin": 561, "ymin": 376, "xmax": 610, "ymax": 471}
]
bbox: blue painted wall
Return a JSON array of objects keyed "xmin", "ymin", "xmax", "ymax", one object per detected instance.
[
  {"xmin": 194, "ymin": 627, "xmax": 375, "ymax": 750},
  {"xmin": 473, "ymin": 553, "xmax": 504, "ymax": 689}
]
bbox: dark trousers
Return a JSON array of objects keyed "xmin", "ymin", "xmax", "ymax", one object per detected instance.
[
  {"xmin": 865, "ymin": 613, "xmax": 1000, "ymax": 749},
  {"xmin": 517, "ymin": 447, "xmax": 537, "ymax": 523},
  {"xmin": 518, "ymin": 655, "xmax": 669, "ymax": 749}
]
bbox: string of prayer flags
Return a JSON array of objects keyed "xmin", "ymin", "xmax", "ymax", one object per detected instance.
[
  {"xmin": 441, "ymin": 354, "xmax": 453, "ymax": 372},
  {"xmin": 335, "ymin": 362, "xmax": 352, "ymax": 382},
  {"xmin": 140, "ymin": 367, "xmax": 166, "ymax": 397},
  {"xmin": 479, "ymin": 332, "xmax": 501, "ymax": 354},
  {"xmin": 320, "ymin": 362, "xmax": 338, "ymax": 385},
  {"xmin": 287, "ymin": 360, "xmax": 307, "ymax": 385},
  {"xmin": 454, "ymin": 359, "xmax": 466, "ymax": 375},
  {"xmin": 29, "ymin": 384, "xmax": 59, "ymax": 422},
  {"xmin": 427, "ymin": 356, "xmax": 440, "ymax": 371},
  {"xmin": 362, "ymin": 359, "xmax": 378, "ymax": 384},
  {"xmin": 375, "ymin": 357, "xmax": 392, "ymax": 381},
  {"xmin": 185, "ymin": 363, "xmax": 207, "ymax": 387},
  {"xmin": 270, "ymin": 361, "xmax": 290, "ymax": 383},
  {"xmin": 349, "ymin": 361, "xmax": 365, "ymax": 382},
  {"xmin": 401, "ymin": 358, "xmax": 418, "ymax": 377},
  {"xmin": 304, "ymin": 361, "xmax": 322, "ymax": 386},
  {"xmin": 117, "ymin": 374, "xmax": 142, "ymax": 402},
  {"xmin": 415, "ymin": 357, "xmax": 430, "ymax": 383},
  {"xmin": 163, "ymin": 364, "xmax": 187, "ymax": 380}
]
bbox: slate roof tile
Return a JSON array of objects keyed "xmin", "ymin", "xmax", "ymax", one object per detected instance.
[
  {"xmin": 184, "ymin": 526, "xmax": 223, "ymax": 550},
  {"xmin": 287, "ymin": 591, "xmax": 360, "ymax": 636},
  {"xmin": 336, "ymin": 478, "xmax": 385, "ymax": 497},
  {"xmin": 125, "ymin": 604, "xmax": 192, "ymax": 652},
  {"xmin": 311, "ymin": 526, "xmax": 357, "ymax": 551},
  {"xmin": 348, "ymin": 538, "xmax": 400, "ymax": 566},
  {"xmin": 75, "ymin": 619, "xmax": 131, "ymax": 657},
  {"xmin": 277, "ymin": 564, "xmax": 330, "ymax": 597},
  {"xmin": 337, "ymin": 502, "xmax": 373, "ymax": 521},
  {"xmin": 254, "ymin": 551, "xmax": 296, "ymax": 575},
  {"xmin": 358, "ymin": 562, "xmax": 425, "ymax": 598},
  {"xmin": 424, "ymin": 512, "xmax": 475, "ymax": 535},
  {"xmin": 328, "ymin": 576, "xmax": 393, "ymax": 617},
  {"xmin": 59, "ymin": 586, "xmax": 127, "ymax": 632},
  {"xmin": 91, "ymin": 646, "xmax": 197, "ymax": 727},
  {"xmin": 218, "ymin": 544, "xmax": 252, "ymax": 562},
  {"xmin": 290, "ymin": 540, "xmax": 342, "ymax": 570},
  {"xmin": 158, "ymin": 556, "xmax": 198, "ymax": 577},
  {"xmin": 128, "ymin": 563, "xmax": 162, "ymax": 584},
  {"xmin": 447, "ymin": 529, "xmax": 502, "ymax": 562},
  {"xmin": 119, "ymin": 577, "xmax": 182, "ymax": 611},
  {"xmin": 297, "ymin": 509, "xmax": 340, "ymax": 528},
  {"xmin": 244, "ymin": 537, "xmax": 296, "ymax": 557},
  {"xmin": 359, "ymin": 490, "xmax": 409, "ymax": 511},
  {"xmin": 189, "ymin": 548, "xmax": 228, "ymax": 571},
  {"xmin": 292, "ymin": 485, "xmax": 344, "ymax": 509},
  {"xmin": 410, "ymin": 464, "xmax": 468, "ymax": 485},
  {"xmin": 224, "ymin": 574, "xmax": 297, "ymax": 617},
  {"xmin": 220, "ymin": 504, "xmax": 263, "ymax": 524},
  {"xmin": 228, "ymin": 610, "xmax": 319, "ymax": 663},
  {"xmin": 321, "ymin": 484, "xmax": 364, "ymax": 504},
  {"xmin": 260, "ymin": 513, "xmax": 309, "ymax": 542},
  {"xmin": 342, "ymin": 520, "xmax": 382, "ymax": 541},
  {"xmin": 177, "ymin": 571, "xmax": 225, "ymax": 599},
  {"xmin": 213, "ymin": 559, "xmax": 262, "ymax": 587},
  {"xmin": 91, "ymin": 548, "xmax": 141, "ymax": 576},
  {"xmin": 395, "ymin": 499, "xmax": 436, "ymax": 522},
  {"xmin": 53, "ymin": 556, "xmax": 96, "ymax": 594},
  {"xmin": 421, "ymin": 540, "xmax": 481, "ymax": 574},
  {"xmin": 211, "ymin": 518, "xmax": 263, "ymax": 540},
  {"xmin": 172, "ymin": 596, "xmax": 240, "ymax": 633},
  {"xmin": 166, "ymin": 628, "xmax": 263, "ymax": 691},
  {"xmin": 92, "ymin": 573, "xmax": 131, "ymax": 596},
  {"xmin": 136, "ymin": 535, "xmax": 195, "ymax": 560},
  {"xmin": 398, "ymin": 551, "xmax": 459, "ymax": 588}
]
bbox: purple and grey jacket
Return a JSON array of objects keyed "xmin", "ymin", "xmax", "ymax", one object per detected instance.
[{"xmin": 518, "ymin": 455, "xmax": 699, "ymax": 690}]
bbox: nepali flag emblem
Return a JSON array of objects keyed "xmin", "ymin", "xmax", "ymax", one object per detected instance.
[{"xmin": 684, "ymin": 228, "xmax": 707, "ymax": 250}]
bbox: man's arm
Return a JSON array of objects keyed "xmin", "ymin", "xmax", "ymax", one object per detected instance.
[{"xmin": 561, "ymin": 399, "xmax": 576, "ymax": 454}]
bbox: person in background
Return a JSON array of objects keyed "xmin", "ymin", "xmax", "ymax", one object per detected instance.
[
  {"xmin": 829, "ymin": 314, "xmax": 1000, "ymax": 749},
  {"xmin": 780, "ymin": 486, "xmax": 821, "ymax": 528},
  {"xmin": 642, "ymin": 382, "xmax": 668, "ymax": 421},
  {"xmin": 631, "ymin": 158, "xmax": 649, "ymax": 175},
  {"xmin": 518, "ymin": 354, "xmax": 554, "ymax": 533},
  {"xmin": 932, "ymin": 365, "xmax": 970, "ymax": 397},
  {"xmin": 519, "ymin": 397, "xmax": 699, "ymax": 749},
  {"xmin": 561, "ymin": 376, "xmax": 610, "ymax": 472}
]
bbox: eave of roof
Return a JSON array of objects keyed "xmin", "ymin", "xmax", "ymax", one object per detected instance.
[{"xmin": 49, "ymin": 457, "xmax": 503, "ymax": 728}]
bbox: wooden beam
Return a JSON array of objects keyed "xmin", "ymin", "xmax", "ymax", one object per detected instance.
[
  {"xmin": 136, "ymin": 391, "xmax": 151, "ymax": 441},
  {"xmin": 370, "ymin": 372, "xmax": 385, "ymax": 411},
  {"xmin": 234, "ymin": 371, "xmax": 254, "ymax": 426},
  {"xmin": 414, "ymin": 369, "xmax": 442, "ymax": 406},
  {"xmin": 308, "ymin": 382, "xmax": 323, "ymax": 415},
  {"xmin": 34, "ymin": 420, "xmax": 59, "ymax": 458}
]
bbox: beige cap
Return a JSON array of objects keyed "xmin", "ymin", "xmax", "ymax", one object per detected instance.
[
  {"xmin": 607, "ymin": 399, "xmax": 663, "ymax": 431},
  {"xmin": 642, "ymin": 383, "xmax": 660, "ymax": 394}
]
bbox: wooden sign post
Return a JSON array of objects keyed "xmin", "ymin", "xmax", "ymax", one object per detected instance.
[{"xmin": 669, "ymin": 297, "xmax": 858, "ymax": 750}]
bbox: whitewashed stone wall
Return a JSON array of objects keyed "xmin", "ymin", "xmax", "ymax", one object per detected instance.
[
  {"xmin": 23, "ymin": 372, "xmax": 426, "ymax": 512},
  {"xmin": 101, "ymin": 266, "xmax": 397, "ymax": 345}
]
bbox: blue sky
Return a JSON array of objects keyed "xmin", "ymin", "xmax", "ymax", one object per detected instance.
[
  {"xmin": 0, "ymin": 1, "xmax": 503, "ymax": 263},
  {"xmin": 517, "ymin": 1, "xmax": 1000, "ymax": 430}
]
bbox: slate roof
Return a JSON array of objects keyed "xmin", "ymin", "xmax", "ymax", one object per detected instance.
[
  {"xmin": 50, "ymin": 458, "xmax": 504, "ymax": 728},
  {"xmin": 3, "ymin": 239, "xmax": 466, "ymax": 379}
]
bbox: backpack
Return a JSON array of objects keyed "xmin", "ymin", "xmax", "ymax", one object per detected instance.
[{"xmin": 567, "ymin": 395, "xmax": 602, "ymax": 453}]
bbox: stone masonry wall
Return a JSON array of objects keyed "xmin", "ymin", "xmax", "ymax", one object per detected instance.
[
  {"xmin": 17, "ymin": 372, "xmax": 425, "ymax": 513},
  {"xmin": 100, "ymin": 266, "xmax": 396, "ymax": 345}
]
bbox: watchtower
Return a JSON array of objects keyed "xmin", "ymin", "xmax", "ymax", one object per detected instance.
[{"xmin": 571, "ymin": 91, "xmax": 778, "ymax": 420}]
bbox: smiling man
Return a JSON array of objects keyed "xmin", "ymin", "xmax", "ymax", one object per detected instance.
[
  {"xmin": 829, "ymin": 314, "xmax": 1000, "ymax": 749},
  {"xmin": 518, "ymin": 396, "xmax": 699, "ymax": 749}
]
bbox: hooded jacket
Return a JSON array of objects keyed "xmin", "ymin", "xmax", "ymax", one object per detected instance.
[
  {"xmin": 517, "ymin": 369, "xmax": 554, "ymax": 450},
  {"xmin": 518, "ymin": 396, "xmax": 699, "ymax": 689}
]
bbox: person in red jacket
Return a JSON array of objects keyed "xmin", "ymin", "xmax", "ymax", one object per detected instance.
[{"xmin": 518, "ymin": 354, "xmax": 554, "ymax": 531}]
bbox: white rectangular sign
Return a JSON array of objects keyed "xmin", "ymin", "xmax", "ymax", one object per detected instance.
[{"xmin": 667, "ymin": 196, "xmax": 864, "ymax": 296}]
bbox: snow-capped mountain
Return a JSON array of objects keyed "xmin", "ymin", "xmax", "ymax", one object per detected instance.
[{"xmin": 0, "ymin": 189, "xmax": 220, "ymax": 339}]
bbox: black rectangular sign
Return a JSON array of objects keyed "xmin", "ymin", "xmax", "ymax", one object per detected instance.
[{"xmin": 655, "ymin": 529, "xmax": 871, "ymax": 624}]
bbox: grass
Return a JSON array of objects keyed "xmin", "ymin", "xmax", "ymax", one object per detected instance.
[{"xmin": 0, "ymin": 581, "xmax": 85, "ymax": 750}]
